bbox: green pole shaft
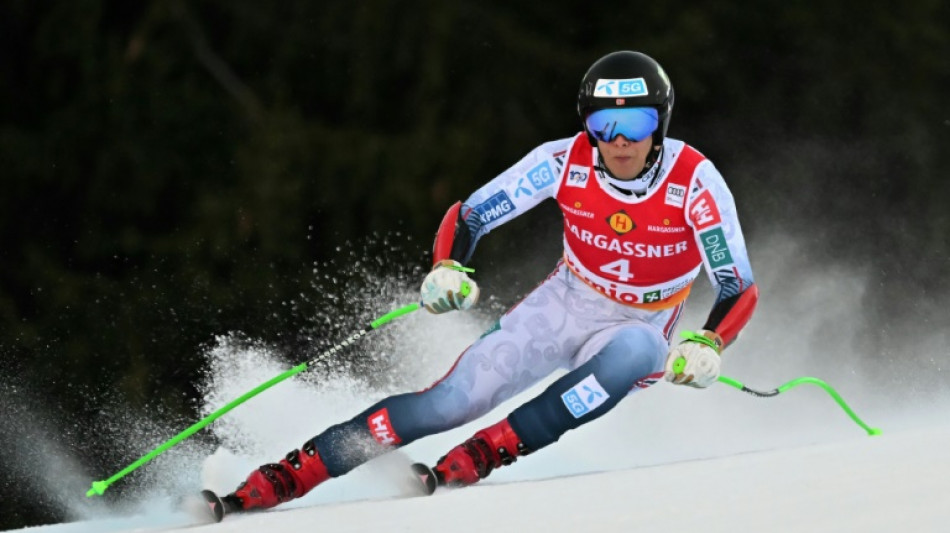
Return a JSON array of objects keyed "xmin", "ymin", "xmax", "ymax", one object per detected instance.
[
  {"xmin": 717, "ymin": 374, "xmax": 881, "ymax": 436},
  {"xmin": 371, "ymin": 304, "xmax": 421, "ymax": 328},
  {"xmin": 86, "ymin": 302, "xmax": 421, "ymax": 497}
]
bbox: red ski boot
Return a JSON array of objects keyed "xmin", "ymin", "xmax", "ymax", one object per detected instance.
[
  {"xmin": 434, "ymin": 418, "xmax": 530, "ymax": 487},
  {"xmin": 227, "ymin": 440, "xmax": 331, "ymax": 511}
]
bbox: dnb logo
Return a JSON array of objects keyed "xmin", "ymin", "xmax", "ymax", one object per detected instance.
[
  {"xmin": 561, "ymin": 374, "xmax": 610, "ymax": 418},
  {"xmin": 606, "ymin": 209, "xmax": 636, "ymax": 235},
  {"xmin": 700, "ymin": 227, "xmax": 733, "ymax": 269},
  {"xmin": 593, "ymin": 78, "xmax": 649, "ymax": 98},
  {"xmin": 473, "ymin": 191, "xmax": 514, "ymax": 224}
]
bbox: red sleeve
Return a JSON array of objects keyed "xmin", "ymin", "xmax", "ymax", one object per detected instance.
[
  {"xmin": 703, "ymin": 284, "xmax": 759, "ymax": 347},
  {"xmin": 432, "ymin": 202, "xmax": 462, "ymax": 265}
]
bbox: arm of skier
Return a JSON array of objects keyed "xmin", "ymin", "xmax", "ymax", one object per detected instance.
[
  {"xmin": 665, "ymin": 160, "xmax": 759, "ymax": 386},
  {"xmin": 422, "ymin": 138, "xmax": 571, "ymax": 313}
]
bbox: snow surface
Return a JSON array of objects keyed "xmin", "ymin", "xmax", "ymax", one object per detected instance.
[
  {"xmin": 7, "ymin": 245, "xmax": 949, "ymax": 532},
  {"xmin": 13, "ymin": 413, "xmax": 950, "ymax": 532},
  {"xmin": 184, "ymin": 425, "xmax": 950, "ymax": 533}
]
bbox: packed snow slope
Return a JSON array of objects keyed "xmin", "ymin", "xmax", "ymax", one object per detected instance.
[
  {"xmin": 14, "ymin": 408, "xmax": 950, "ymax": 532},
  {"xmin": 173, "ymin": 424, "xmax": 950, "ymax": 532}
]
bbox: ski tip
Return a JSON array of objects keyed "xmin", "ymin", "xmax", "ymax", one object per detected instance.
[
  {"xmin": 200, "ymin": 489, "xmax": 226, "ymax": 523},
  {"xmin": 410, "ymin": 463, "xmax": 439, "ymax": 495}
]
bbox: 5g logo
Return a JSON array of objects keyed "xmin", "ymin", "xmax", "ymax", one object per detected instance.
[
  {"xmin": 617, "ymin": 79, "xmax": 646, "ymax": 96},
  {"xmin": 593, "ymin": 78, "xmax": 649, "ymax": 98},
  {"xmin": 527, "ymin": 161, "xmax": 555, "ymax": 190}
]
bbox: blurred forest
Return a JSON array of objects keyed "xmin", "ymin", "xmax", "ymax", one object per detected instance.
[{"xmin": 1, "ymin": 0, "xmax": 948, "ymax": 529}]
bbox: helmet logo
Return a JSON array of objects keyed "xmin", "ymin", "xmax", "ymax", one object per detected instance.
[
  {"xmin": 616, "ymin": 98, "xmax": 625, "ymax": 105},
  {"xmin": 593, "ymin": 78, "xmax": 649, "ymax": 98}
]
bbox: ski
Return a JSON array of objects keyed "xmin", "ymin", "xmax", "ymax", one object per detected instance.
[
  {"xmin": 191, "ymin": 466, "xmax": 435, "ymax": 524},
  {"xmin": 410, "ymin": 463, "xmax": 440, "ymax": 495},
  {"xmin": 197, "ymin": 489, "xmax": 243, "ymax": 523},
  {"xmin": 199, "ymin": 490, "xmax": 226, "ymax": 523},
  {"xmin": 186, "ymin": 466, "xmax": 435, "ymax": 525}
]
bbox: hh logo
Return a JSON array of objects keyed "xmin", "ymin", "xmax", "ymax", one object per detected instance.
[
  {"xmin": 566, "ymin": 164, "xmax": 590, "ymax": 188},
  {"xmin": 561, "ymin": 374, "xmax": 610, "ymax": 418},
  {"xmin": 367, "ymin": 408, "xmax": 401, "ymax": 446},
  {"xmin": 593, "ymin": 77, "xmax": 649, "ymax": 98},
  {"xmin": 689, "ymin": 190, "xmax": 721, "ymax": 230},
  {"xmin": 607, "ymin": 210, "xmax": 635, "ymax": 235}
]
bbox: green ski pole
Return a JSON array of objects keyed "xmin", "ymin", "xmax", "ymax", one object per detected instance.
[
  {"xmin": 715, "ymin": 374, "xmax": 881, "ymax": 436},
  {"xmin": 671, "ymin": 332, "xmax": 880, "ymax": 436},
  {"xmin": 86, "ymin": 302, "xmax": 421, "ymax": 498}
]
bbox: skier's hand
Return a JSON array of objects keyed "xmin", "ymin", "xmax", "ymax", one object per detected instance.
[
  {"xmin": 664, "ymin": 330, "xmax": 723, "ymax": 388},
  {"xmin": 420, "ymin": 260, "xmax": 480, "ymax": 314}
]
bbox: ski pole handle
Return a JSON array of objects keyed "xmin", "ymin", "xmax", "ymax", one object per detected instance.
[
  {"xmin": 672, "ymin": 356, "xmax": 686, "ymax": 374},
  {"xmin": 670, "ymin": 331, "xmax": 718, "ymax": 375}
]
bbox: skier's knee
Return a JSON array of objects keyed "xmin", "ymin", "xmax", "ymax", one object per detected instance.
[{"xmin": 599, "ymin": 327, "xmax": 665, "ymax": 384}]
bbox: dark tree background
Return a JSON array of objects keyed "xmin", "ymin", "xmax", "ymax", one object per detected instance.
[{"xmin": 1, "ymin": 1, "xmax": 947, "ymax": 529}]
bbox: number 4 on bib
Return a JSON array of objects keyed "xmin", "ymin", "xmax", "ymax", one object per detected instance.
[{"xmin": 599, "ymin": 259, "xmax": 633, "ymax": 281}]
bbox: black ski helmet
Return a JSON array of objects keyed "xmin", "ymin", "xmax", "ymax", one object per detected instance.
[{"xmin": 577, "ymin": 51, "xmax": 674, "ymax": 148}]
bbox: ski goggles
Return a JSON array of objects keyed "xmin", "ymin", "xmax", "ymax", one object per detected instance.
[{"xmin": 584, "ymin": 107, "xmax": 659, "ymax": 143}]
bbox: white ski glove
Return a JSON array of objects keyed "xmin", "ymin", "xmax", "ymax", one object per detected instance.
[
  {"xmin": 664, "ymin": 330, "xmax": 724, "ymax": 388},
  {"xmin": 420, "ymin": 260, "xmax": 480, "ymax": 314}
]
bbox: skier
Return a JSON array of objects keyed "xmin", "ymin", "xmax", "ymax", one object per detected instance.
[{"xmin": 212, "ymin": 50, "xmax": 758, "ymax": 514}]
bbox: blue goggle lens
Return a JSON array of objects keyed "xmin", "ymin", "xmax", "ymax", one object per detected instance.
[{"xmin": 585, "ymin": 107, "xmax": 659, "ymax": 143}]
